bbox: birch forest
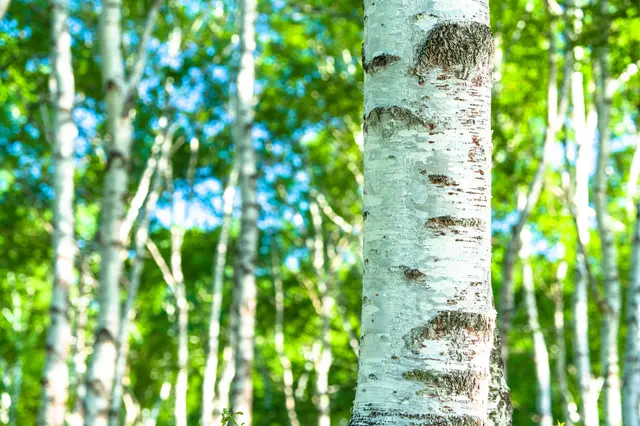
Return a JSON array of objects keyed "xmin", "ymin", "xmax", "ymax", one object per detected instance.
[{"xmin": 1, "ymin": 0, "xmax": 640, "ymax": 424}]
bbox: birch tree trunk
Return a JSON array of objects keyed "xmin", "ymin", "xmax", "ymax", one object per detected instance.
[
  {"xmin": 68, "ymin": 259, "xmax": 95, "ymax": 426},
  {"xmin": 230, "ymin": 0, "xmax": 258, "ymax": 423},
  {"xmin": 168, "ymin": 166, "xmax": 189, "ymax": 426},
  {"xmin": 39, "ymin": 1, "xmax": 77, "ymax": 424},
  {"xmin": 109, "ymin": 129, "xmax": 173, "ymax": 426},
  {"xmin": 84, "ymin": 1, "xmax": 161, "ymax": 423},
  {"xmin": 552, "ymin": 260, "xmax": 576, "ymax": 426},
  {"xmin": 570, "ymin": 65, "xmax": 601, "ymax": 426},
  {"xmin": 623, "ymin": 201, "xmax": 640, "ymax": 426},
  {"xmin": 594, "ymin": 1, "xmax": 623, "ymax": 423},
  {"xmin": 202, "ymin": 165, "xmax": 239, "ymax": 426},
  {"xmin": 271, "ymin": 243, "xmax": 300, "ymax": 426},
  {"xmin": 350, "ymin": 0, "xmax": 496, "ymax": 423},
  {"xmin": 521, "ymin": 226, "xmax": 553, "ymax": 426},
  {"xmin": 498, "ymin": 10, "xmax": 570, "ymax": 371},
  {"xmin": 0, "ymin": 0, "xmax": 9, "ymax": 21},
  {"xmin": 309, "ymin": 202, "xmax": 332, "ymax": 426}
]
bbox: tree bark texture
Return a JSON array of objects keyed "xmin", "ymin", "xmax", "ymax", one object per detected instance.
[{"xmin": 350, "ymin": 1, "xmax": 496, "ymax": 423}]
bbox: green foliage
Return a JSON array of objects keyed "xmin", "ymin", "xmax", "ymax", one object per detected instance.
[{"xmin": 221, "ymin": 409, "xmax": 245, "ymax": 426}]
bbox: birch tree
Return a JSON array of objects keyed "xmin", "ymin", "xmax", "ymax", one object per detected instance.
[
  {"xmin": 202, "ymin": 165, "xmax": 239, "ymax": 426},
  {"xmin": 624, "ymin": 201, "xmax": 640, "ymax": 426},
  {"xmin": 109, "ymin": 126, "xmax": 173, "ymax": 426},
  {"xmin": 569, "ymin": 65, "xmax": 601, "ymax": 426},
  {"xmin": 350, "ymin": 0, "xmax": 496, "ymax": 422},
  {"xmin": 84, "ymin": 1, "xmax": 162, "ymax": 424},
  {"xmin": 0, "ymin": 0, "xmax": 9, "ymax": 21},
  {"xmin": 594, "ymin": 0, "xmax": 623, "ymax": 422},
  {"xmin": 521, "ymin": 226, "xmax": 552, "ymax": 426},
  {"xmin": 38, "ymin": 1, "xmax": 77, "ymax": 424},
  {"xmin": 230, "ymin": 0, "xmax": 259, "ymax": 422}
]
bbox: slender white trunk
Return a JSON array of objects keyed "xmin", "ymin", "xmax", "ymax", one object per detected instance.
[
  {"xmin": 552, "ymin": 261, "xmax": 576, "ymax": 426},
  {"xmin": 85, "ymin": 1, "xmax": 129, "ymax": 422},
  {"xmin": 0, "ymin": 0, "xmax": 9, "ymax": 21},
  {"xmin": 85, "ymin": 1, "xmax": 161, "ymax": 423},
  {"xmin": 499, "ymin": 16, "xmax": 569, "ymax": 372},
  {"xmin": 310, "ymin": 202, "xmax": 331, "ymax": 426},
  {"xmin": 68, "ymin": 259, "xmax": 95, "ymax": 426},
  {"xmin": 39, "ymin": 1, "xmax": 76, "ymax": 424},
  {"xmin": 623, "ymin": 202, "xmax": 640, "ymax": 425},
  {"xmin": 625, "ymin": 138, "xmax": 640, "ymax": 217},
  {"xmin": 271, "ymin": 243, "xmax": 300, "ymax": 426},
  {"xmin": 109, "ymin": 130, "xmax": 172, "ymax": 426},
  {"xmin": 594, "ymin": 2, "xmax": 622, "ymax": 423},
  {"xmin": 350, "ymin": 0, "xmax": 495, "ymax": 423},
  {"xmin": 202, "ymin": 165, "xmax": 239, "ymax": 426},
  {"xmin": 521, "ymin": 227, "xmax": 552, "ymax": 426},
  {"xmin": 230, "ymin": 0, "xmax": 258, "ymax": 423},
  {"xmin": 212, "ymin": 345, "xmax": 235, "ymax": 424},
  {"xmin": 8, "ymin": 360, "xmax": 22, "ymax": 426},
  {"xmin": 570, "ymin": 66, "xmax": 601, "ymax": 426},
  {"xmin": 143, "ymin": 382, "xmax": 171, "ymax": 426},
  {"xmin": 167, "ymin": 166, "xmax": 189, "ymax": 426}
]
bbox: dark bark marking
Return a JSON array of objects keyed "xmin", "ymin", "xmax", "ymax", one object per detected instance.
[
  {"xmin": 349, "ymin": 406, "xmax": 484, "ymax": 426},
  {"xmin": 428, "ymin": 174, "xmax": 459, "ymax": 186},
  {"xmin": 413, "ymin": 22, "xmax": 493, "ymax": 80},
  {"xmin": 106, "ymin": 150, "xmax": 129, "ymax": 171},
  {"xmin": 404, "ymin": 268, "xmax": 426, "ymax": 280},
  {"xmin": 403, "ymin": 311, "xmax": 494, "ymax": 350},
  {"xmin": 363, "ymin": 54, "xmax": 401, "ymax": 74},
  {"xmin": 403, "ymin": 369, "xmax": 486, "ymax": 399},
  {"xmin": 424, "ymin": 216, "xmax": 485, "ymax": 230},
  {"xmin": 364, "ymin": 106, "xmax": 434, "ymax": 136}
]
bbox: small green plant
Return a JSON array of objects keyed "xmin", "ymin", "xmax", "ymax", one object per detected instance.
[
  {"xmin": 557, "ymin": 421, "xmax": 565, "ymax": 426},
  {"xmin": 221, "ymin": 408, "xmax": 245, "ymax": 426}
]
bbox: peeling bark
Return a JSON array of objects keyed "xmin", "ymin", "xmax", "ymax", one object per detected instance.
[{"xmin": 350, "ymin": 0, "xmax": 496, "ymax": 423}]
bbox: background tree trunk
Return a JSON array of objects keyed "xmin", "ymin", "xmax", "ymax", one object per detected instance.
[
  {"xmin": 202, "ymin": 165, "xmax": 239, "ymax": 426},
  {"xmin": 39, "ymin": 1, "xmax": 77, "ymax": 423},
  {"xmin": 350, "ymin": 0, "xmax": 495, "ymax": 423},
  {"xmin": 229, "ymin": 0, "xmax": 258, "ymax": 423},
  {"xmin": 623, "ymin": 201, "xmax": 640, "ymax": 426},
  {"xmin": 521, "ymin": 226, "xmax": 552, "ymax": 426},
  {"xmin": 594, "ymin": 1, "xmax": 623, "ymax": 422}
]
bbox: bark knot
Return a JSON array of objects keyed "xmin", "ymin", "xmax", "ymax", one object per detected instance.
[
  {"xmin": 413, "ymin": 21, "xmax": 493, "ymax": 80},
  {"xmin": 363, "ymin": 53, "xmax": 401, "ymax": 74}
]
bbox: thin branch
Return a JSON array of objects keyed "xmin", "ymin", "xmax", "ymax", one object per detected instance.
[
  {"xmin": 146, "ymin": 238, "xmax": 177, "ymax": 291},
  {"xmin": 124, "ymin": 0, "xmax": 164, "ymax": 103},
  {"xmin": 311, "ymin": 191, "xmax": 354, "ymax": 235}
]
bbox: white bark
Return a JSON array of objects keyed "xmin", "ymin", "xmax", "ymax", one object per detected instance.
[
  {"xmin": 202, "ymin": 165, "xmax": 239, "ymax": 426},
  {"xmin": 39, "ymin": 1, "xmax": 77, "ymax": 424},
  {"xmin": 85, "ymin": 1, "xmax": 131, "ymax": 422},
  {"xmin": 623, "ymin": 200, "xmax": 640, "ymax": 425},
  {"xmin": 271, "ymin": 244, "xmax": 300, "ymax": 426},
  {"xmin": 351, "ymin": 0, "xmax": 495, "ymax": 423},
  {"xmin": 143, "ymin": 382, "xmax": 171, "ymax": 426},
  {"xmin": 552, "ymin": 261, "xmax": 576, "ymax": 426},
  {"xmin": 85, "ymin": 1, "xmax": 161, "ymax": 423},
  {"xmin": 521, "ymin": 227, "xmax": 552, "ymax": 426},
  {"xmin": 569, "ymin": 66, "xmax": 601, "ymax": 426},
  {"xmin": 310, "ymin": 202, "xmax": 332, "ymax": 426},
  {"xmin": 109, "ymin": 130, "xmax": 173, "ymax": 426},
  {"xmin": 230, "ymin": 0, "xmax": 258, "ymax": 423},
  {"xmin": 498, "ymin": 16, "xmax": 570, "ymax": 372},
  {"xmin": 168, "ymin": 165, "xmax": 189, "ymax": 426},
  {"xmin": 0, "ymin": 0, "xmax": 9, "ymax": 21},
  {"xmin": 594, "ymin": 2, "xmax": 623, "ymax": 423},
  {"xmin": 212, "ymin": 345, "xmax": 235, "ymax": 424},
  {"xmin": 68, "ymin": 258, "xmax": 95, "ymax": 426}
]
